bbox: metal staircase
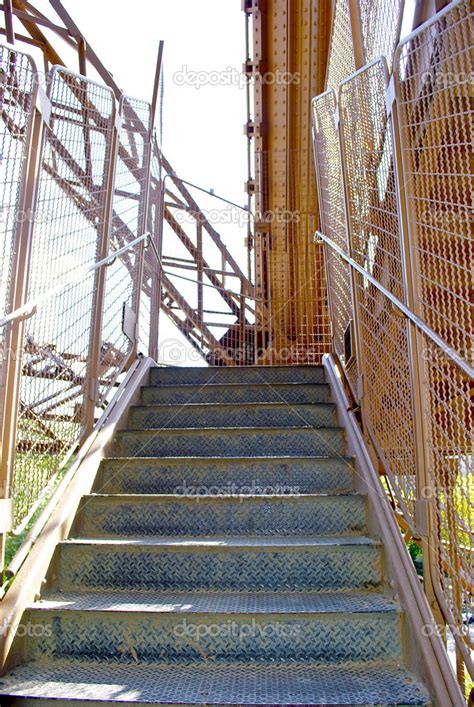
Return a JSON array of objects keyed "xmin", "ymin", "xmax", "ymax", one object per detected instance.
[
  {"xmin": 0, "ymin": 364, "xmax": 431, "ymax": 705},
  {"xmin": 0, "ymin": 0, "xmax": 471, "ymax": 704}
]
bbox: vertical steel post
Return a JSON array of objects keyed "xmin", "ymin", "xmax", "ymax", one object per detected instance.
[
  {"xmin": 348, "ymin": 0, "xmax": 365, "ymax": 68},
  {"xmin": 140, "ymin": 42, "xmax": 164, "ymax": 360},
  {"xmin": 3, "ymin": 0, "xmax": 14, "ymax": 45},
  {"xmin": 197, "ymin": 222, "xmax": 204, "ymax": 326},
  {"xmin": 147, "ymin": 184, "xmax": 161, "ymax": 361}
]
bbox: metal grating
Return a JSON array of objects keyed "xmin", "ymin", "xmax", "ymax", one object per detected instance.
[
  {"xmin": 0, "ymin": 45, "xmax": 37, "ymax": 506},
  {"xmin": 338, "ymin": 59, "xmax": 418, "ymax": 527},
  {"xmin": 325, "ymin": 0, "xmax": 355, "ymax": 91},
  {"xmin": 312, "ymin": 89, "xmax": 358, "ymax": 395},
  {"xmin": 393, "ymin": 1, "xmax": 473, "ymax": 681},
  {"xmin": 359, "ymin": 0, "xmax": 406, "ymax": 70}
]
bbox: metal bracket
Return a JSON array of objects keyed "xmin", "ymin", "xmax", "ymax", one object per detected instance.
[
  {"xmin": 386, "ymin": 75, "xmax": 396, "ymax": 118},
  {"xmin": 0, "ymin": 499, "xmax": 13, "ymax": 533},
  {"xmin": 114, "ymin": 111, "xmax": 122, "ymax": 133},
  {"xmin": 36, "ymin": 85, "xmax": 51, "ymax": 126},
  {"xmin": 415, "ymin": 499, "xmax": 430, "ymax": 538},
  {"xmin": 122, "ymin": 302, "xmax": 136, "ymax": 343}
]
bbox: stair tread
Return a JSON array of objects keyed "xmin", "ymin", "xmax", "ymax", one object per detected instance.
[
  {"xmin": 83, "ymin": 492, "xmax": 363, "ymax": 500},
  {"xmin": 62, "ymin": 534, "xmax": 380, "ymax": 548},
  {"xmin": 0, "ymin": 658, "xmax": 429, "ymax": 704},
  {"xmin": 102, "ymin": 455, "xmax": 354, "ymax": 462},
  {"xmin": 143, "ymin": 382, "xmax": 330, "ymax": 389},
  {"xmin": 120, "ymin": 425, "xmax": 344, "ymax": 432},
  {"xmin": 131, "ymin": 402, "xmax": 336, "ymax": 409},
  {"xmin": 32, "ymin": 589, "xmax": 400, "ymax": 614}
]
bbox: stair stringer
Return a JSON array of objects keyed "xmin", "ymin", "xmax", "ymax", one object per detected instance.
[
  {"xmin": 323, "ymin": 353, "xmax": 464, "ymax": 706},
  {"xmin": 0, "ymin": 356, "xmax": 156, "ymax": 674}
]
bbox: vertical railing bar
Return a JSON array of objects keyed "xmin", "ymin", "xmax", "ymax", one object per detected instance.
[
  {"xmin": 148, "ymin": 180, "xmax": 161, "ymax": 362},
  {"xmin": 3, "ymin": 0, "xmax": 15, "ymax": 44},
  {"xmin": 197, "ymin": 221, "xmax": 204, "ymax": 326}
]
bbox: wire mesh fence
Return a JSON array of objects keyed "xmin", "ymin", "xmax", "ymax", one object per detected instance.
[
  {"xmin": 253, "ymin": 148, "xmax": 331, "ymax": 365},
  {"xmin": 0, "ymin": 57, "xmax": 155, "ymax": 544},
  {"xmin": 393, "ymin": 0, "xmax": 473, "ymax": 683},
  {"xmin": 0, "ymin": 45, "xmax": 38, "ymax": 500},
  {"xmin": 97, "ymin": 96, "xmax": 152, "ymax": 405},
  {"xmin": 312, "ymin": 0, "xmax": 473, "ymax": 689}
]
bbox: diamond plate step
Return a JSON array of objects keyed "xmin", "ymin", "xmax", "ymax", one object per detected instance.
[
  {"xmin": 73, "ymin": 493, "xmax": 366, "ymax": 538},
  {"xmin": 34, "ymin": 588, "xmax": 400, "ymax": 614},
  {"xmin": 0, "ymin": 658, "xmax": 430, "ymax": 705},
  {"xmin": 94, "ymin": 456, "xmax": 355, "ymax": 495},
  {"xmin": 22, "ymin": 607, "xmax": 402, "ymax": 665},
  {"xmin": 114, "ymin": 426, "xmax": 345, "ymax": 457},
  {"xmin": 150, "ymin": 365, "xmax": 325, "ymax": 386},
  {"xmin": 129, "ymin": 402, "xmax": 337, "ymax": 430},
  {"xmin": 52, "ymin": 536, "xmax": 383, "ymax": 593},
  {"xmin": 141, "ymin": 382, "xmax": 331, "ymax": 405}
]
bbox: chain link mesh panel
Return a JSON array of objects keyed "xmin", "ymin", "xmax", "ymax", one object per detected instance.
[
  {"xmin": 98, "ymin": 97, "xmax": 151, "ymax": 404},
  {"xmin": 359, "ymin": 0, "xmax": 405, "ymax": 70},
  {"xmin": 339, "ymin": 60, "xmax": 418, "ymax": 525},
  {"xmin": 394, "ymin": 0, "xmax": 473, "ymax": 680},
  {"xmin": 0, "ymin": 46, "xmax": 37, "ymax": 463},
  {"xmin": 325, "ymin": 0, "xmax": 355, "ymax": 91},
  {"xmin": 254, "ymin": 149, "xmax": 331, "ymax": 365},
  {"xmin": 312, "ymin": 89, "xmax": 358, "ymax": 395},
  {"xmin": 12, "ymin": 68, "xmax": 116, "ymax": 528},
  {"xmin": 0, "ymin": 46, "xmax": 37, "ymax": 318}
]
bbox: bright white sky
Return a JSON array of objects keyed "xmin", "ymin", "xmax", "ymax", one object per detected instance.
[{"xmin": 60, "ymin": 0, "xmax": 249, "ymax": 204}]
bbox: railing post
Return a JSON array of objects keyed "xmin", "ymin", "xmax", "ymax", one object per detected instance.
[
  {"xmin": 0, "ymin": 73, "xmax": 46, "ymax": 571},
  {"xmin": 197, "ymin": 222, "xmax": 204, "ymax": 326},
  {"xmin": 348, "ymin": 0, "xmax": 365, "ymax": 69},
  {"xmin": 148, "ymin": 182, "xmax": 162, "ymax": 362}
]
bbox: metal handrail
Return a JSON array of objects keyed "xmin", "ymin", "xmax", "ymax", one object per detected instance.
[
  {"xmin": 315, "ymin": 231, "xmax": 474, "ymax": 380},
  {"xmin": 0, "ymin": 232, "xmax": 150, "ymax": 329}
]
